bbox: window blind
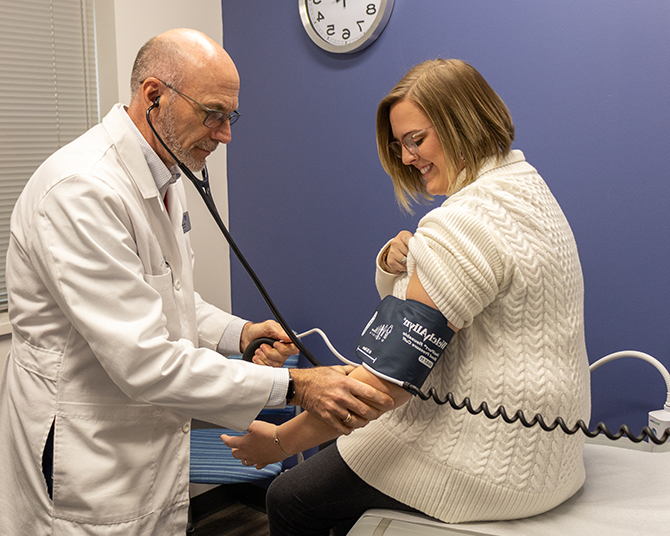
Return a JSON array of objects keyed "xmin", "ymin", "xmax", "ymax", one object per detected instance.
[{"xmin": 0, "ymin": 0, "xmax": 99, "ymax": 312}]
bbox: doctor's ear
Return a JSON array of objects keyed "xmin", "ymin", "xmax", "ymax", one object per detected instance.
[{"xmin": 139, "ymin": 77, "xmax": 163, "ymax": 109}]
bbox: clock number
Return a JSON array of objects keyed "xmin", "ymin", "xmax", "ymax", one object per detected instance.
[{"xmin": 302, "ymin": 0, "xmax": 392, "ymax": 53}]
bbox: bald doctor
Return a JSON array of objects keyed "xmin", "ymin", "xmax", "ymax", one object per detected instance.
[{"xmin": 0, "ymin": 28, "xmax": 391, "ymax": 536}]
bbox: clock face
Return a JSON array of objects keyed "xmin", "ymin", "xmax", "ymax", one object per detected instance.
[{"xmin": 299, "ymin": 0, "xmax": 394, "ymax": 54}]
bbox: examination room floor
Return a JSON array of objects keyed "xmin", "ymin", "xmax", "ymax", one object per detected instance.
[{"xmin": 190, "ymin": 502, "xmax": 270, "ymax": 535}]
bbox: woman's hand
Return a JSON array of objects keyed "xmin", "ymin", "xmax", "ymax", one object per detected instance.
[
  {"xmin": 381, "ymin": 231, "xmax": 413, "ymax": 274},
  {"xmin": 221, "ymin": 421, "xmax": 286, "ymax": 470}
]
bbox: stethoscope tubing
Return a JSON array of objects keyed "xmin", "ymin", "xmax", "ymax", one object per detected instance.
[{"xmin": 145, "ymin": 101, "xmax": 323, "ymax": 366}]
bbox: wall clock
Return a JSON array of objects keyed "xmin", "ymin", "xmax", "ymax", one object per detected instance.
[{"xmin": 299, "ymin": 0, "xmax": 395, "ymax": 54}]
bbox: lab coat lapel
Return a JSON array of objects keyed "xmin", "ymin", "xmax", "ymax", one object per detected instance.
[
  {"xmin": 162, "ymin": 182, "xmax": 198, "ymax": 342},
  {"xmin": 102, "ymin": 104, "xmax": 185, "ymax": 285},
  {"xmin": 165, "ymin": 184, "xmax": 188, "ymax": 280},
  {"xmin": 102, "ymin": 105, "xmax": 196, "ymax": 340},
  {"xmin": 102, "ymin": 105, "xmax": 159, "ymax": 201}
]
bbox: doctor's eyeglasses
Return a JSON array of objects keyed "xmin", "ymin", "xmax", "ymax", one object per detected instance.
[
  {"xmin": 157, "ymin": 78, "xmax": 240, "ymax": 128},
  {"xmin": 389, "ymin": 126, "xmax": 434, "ymax": 158}
]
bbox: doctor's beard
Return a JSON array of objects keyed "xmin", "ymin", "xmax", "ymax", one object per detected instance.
[{"xmin": 157, "ymin": 104, "xmax": 219, "ymax": 172}]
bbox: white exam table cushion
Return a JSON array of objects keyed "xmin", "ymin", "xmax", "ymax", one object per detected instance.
[{"xmin": 348, "ymin": 441, "xmax": 670, "ymax": 535}]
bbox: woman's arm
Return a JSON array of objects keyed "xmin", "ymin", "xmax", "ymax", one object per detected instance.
[
  {"xmin": 220, "ymin": 363, "xmax": 408, "ymax": 468},
  {"xmin": 407, "ymin": 269, "xmax": 459, "ymax": 333},
  {"xmin": 221, "ymin": 270, "xmax": 458, "ymax": 467}
]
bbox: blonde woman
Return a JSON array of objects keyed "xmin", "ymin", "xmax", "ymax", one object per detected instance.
[{"xmin": 223, "ymin": 59, "xmax": 590, "ymax": 535}]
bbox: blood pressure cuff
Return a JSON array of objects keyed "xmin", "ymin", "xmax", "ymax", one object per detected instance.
[{"xmin": 355, "ymin": 295, "xmax": 455, "ymax": 390}]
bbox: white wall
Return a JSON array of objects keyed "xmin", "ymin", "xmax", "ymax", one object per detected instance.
[{"xmin": 0, "ymin": 0, "xmax": 231, "ymax": 382}]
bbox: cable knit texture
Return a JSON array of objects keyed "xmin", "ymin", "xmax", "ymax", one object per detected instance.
[{"xmin": 339, "ymin": 150, "xmax": 590, "ymax": 523}]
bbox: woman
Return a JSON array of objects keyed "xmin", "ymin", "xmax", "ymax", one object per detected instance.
[{"xmin": 222, "ymin": 59, "xmax": 590, "ymax": 535}]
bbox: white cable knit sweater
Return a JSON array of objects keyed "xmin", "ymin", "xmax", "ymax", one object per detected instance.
[{"xmin": 338, "ymin": 150, "xmax": 590, "ymax": 523}]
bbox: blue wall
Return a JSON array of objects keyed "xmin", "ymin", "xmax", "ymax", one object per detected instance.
[{"xmin": 220, "ymin": 1, "xmax": 670, "ymax": 435}]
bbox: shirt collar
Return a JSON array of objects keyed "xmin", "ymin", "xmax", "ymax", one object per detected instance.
[{"xmin": 121, "ymin": 107, "xmax": 181, "ymax": 197}]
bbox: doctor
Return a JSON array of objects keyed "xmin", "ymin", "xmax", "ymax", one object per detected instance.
[{"xmin": 0, "ymin": 28, "xmax": 392, "ymax": 536}]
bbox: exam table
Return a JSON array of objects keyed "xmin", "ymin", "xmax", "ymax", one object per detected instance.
[{"xmin": 347, "ymin": 438, "xmax": 670, "ymax": 535}]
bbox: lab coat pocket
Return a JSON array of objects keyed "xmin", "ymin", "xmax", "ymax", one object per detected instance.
[
  {"xmin": 144, "ymin": 269, "xmax": 180, "ymax": 340},
  {"xmin": 53, "ymin": 403, "xmax": 162, "ymax": 523}
]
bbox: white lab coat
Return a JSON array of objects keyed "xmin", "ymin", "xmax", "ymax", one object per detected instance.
[{"xmin": 0, "ymin": 104, "xmax": 275, "ymax": 535}]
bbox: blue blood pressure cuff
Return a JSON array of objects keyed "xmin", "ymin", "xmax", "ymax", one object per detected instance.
[{"xmin": 355, "ymin": 295, "xmax": 455, "ymax": 390}]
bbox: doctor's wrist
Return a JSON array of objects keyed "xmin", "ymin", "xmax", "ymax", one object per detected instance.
[
  {"xmin": 239, "ymin": 321, "xmax": 252, "ymax": 353},
  {"xmin": 285, "ymin": 370, "xmax": 295, "ymax": 405}
]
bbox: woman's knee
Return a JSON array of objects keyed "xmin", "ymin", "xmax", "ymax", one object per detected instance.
[{"xmin": 266, "ymin": 471, "xmax": 293, "ymax": 514}]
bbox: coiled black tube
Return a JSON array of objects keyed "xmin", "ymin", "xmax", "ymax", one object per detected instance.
[{"xmin": 404, "ymin": 383, "xmax": 670, "ymax": 445}]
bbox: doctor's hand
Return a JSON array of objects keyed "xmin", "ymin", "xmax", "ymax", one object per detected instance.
[
  {"xmin": 240, "ymin": 320, "xmax": 297, "ymax": 367},
  {"xmin": 290, "ymin": 366, "xmax": 394, "ymax": 435},
  {"xmin": 381, "ymin": 230, "xmax": 413, "ymax": 274},
  {"xmin": 221, "ymin": 421, "xmax": 283, "ymax": 470}
]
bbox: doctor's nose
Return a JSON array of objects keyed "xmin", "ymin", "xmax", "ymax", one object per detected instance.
[{"xmin": 210, "ymin": 121, "xmax": 232, "ymax": 144}]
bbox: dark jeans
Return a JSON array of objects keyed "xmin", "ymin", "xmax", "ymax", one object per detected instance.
[{"xmin": 266, "ymin": 443, "xmax": 421, "ymax": 536}]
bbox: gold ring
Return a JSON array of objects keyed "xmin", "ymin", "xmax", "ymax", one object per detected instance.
[{"xmin": 343, "ymin": 413, "xmax": 353, "ymax": 425}]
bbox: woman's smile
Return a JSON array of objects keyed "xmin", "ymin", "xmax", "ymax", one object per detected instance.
[{"xmin": 389, "ymin": 99, "xmax": 452, "ymax": 196}]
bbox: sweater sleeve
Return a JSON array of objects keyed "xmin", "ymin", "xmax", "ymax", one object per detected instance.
[
  {"xmin": 410, "ymin": 205, "xmax": 505, "ymax": 329},
  {"xmin": 374, "ymin": 238, "xmax": 398, "ymax": 299}
]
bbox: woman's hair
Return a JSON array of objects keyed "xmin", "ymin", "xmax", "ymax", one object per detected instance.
[{"xmin": 377, "ymin": 59, "xmax": 515, "ymax": 212}]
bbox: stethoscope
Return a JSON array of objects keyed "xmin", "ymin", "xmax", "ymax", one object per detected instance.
[
  {"xmin": 145, "ymin": 98, "xmax": 670, "ymax": 445},
  {"xmin": 146, "ymin": 97, "xmax": 324, "ymax": 366}
]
